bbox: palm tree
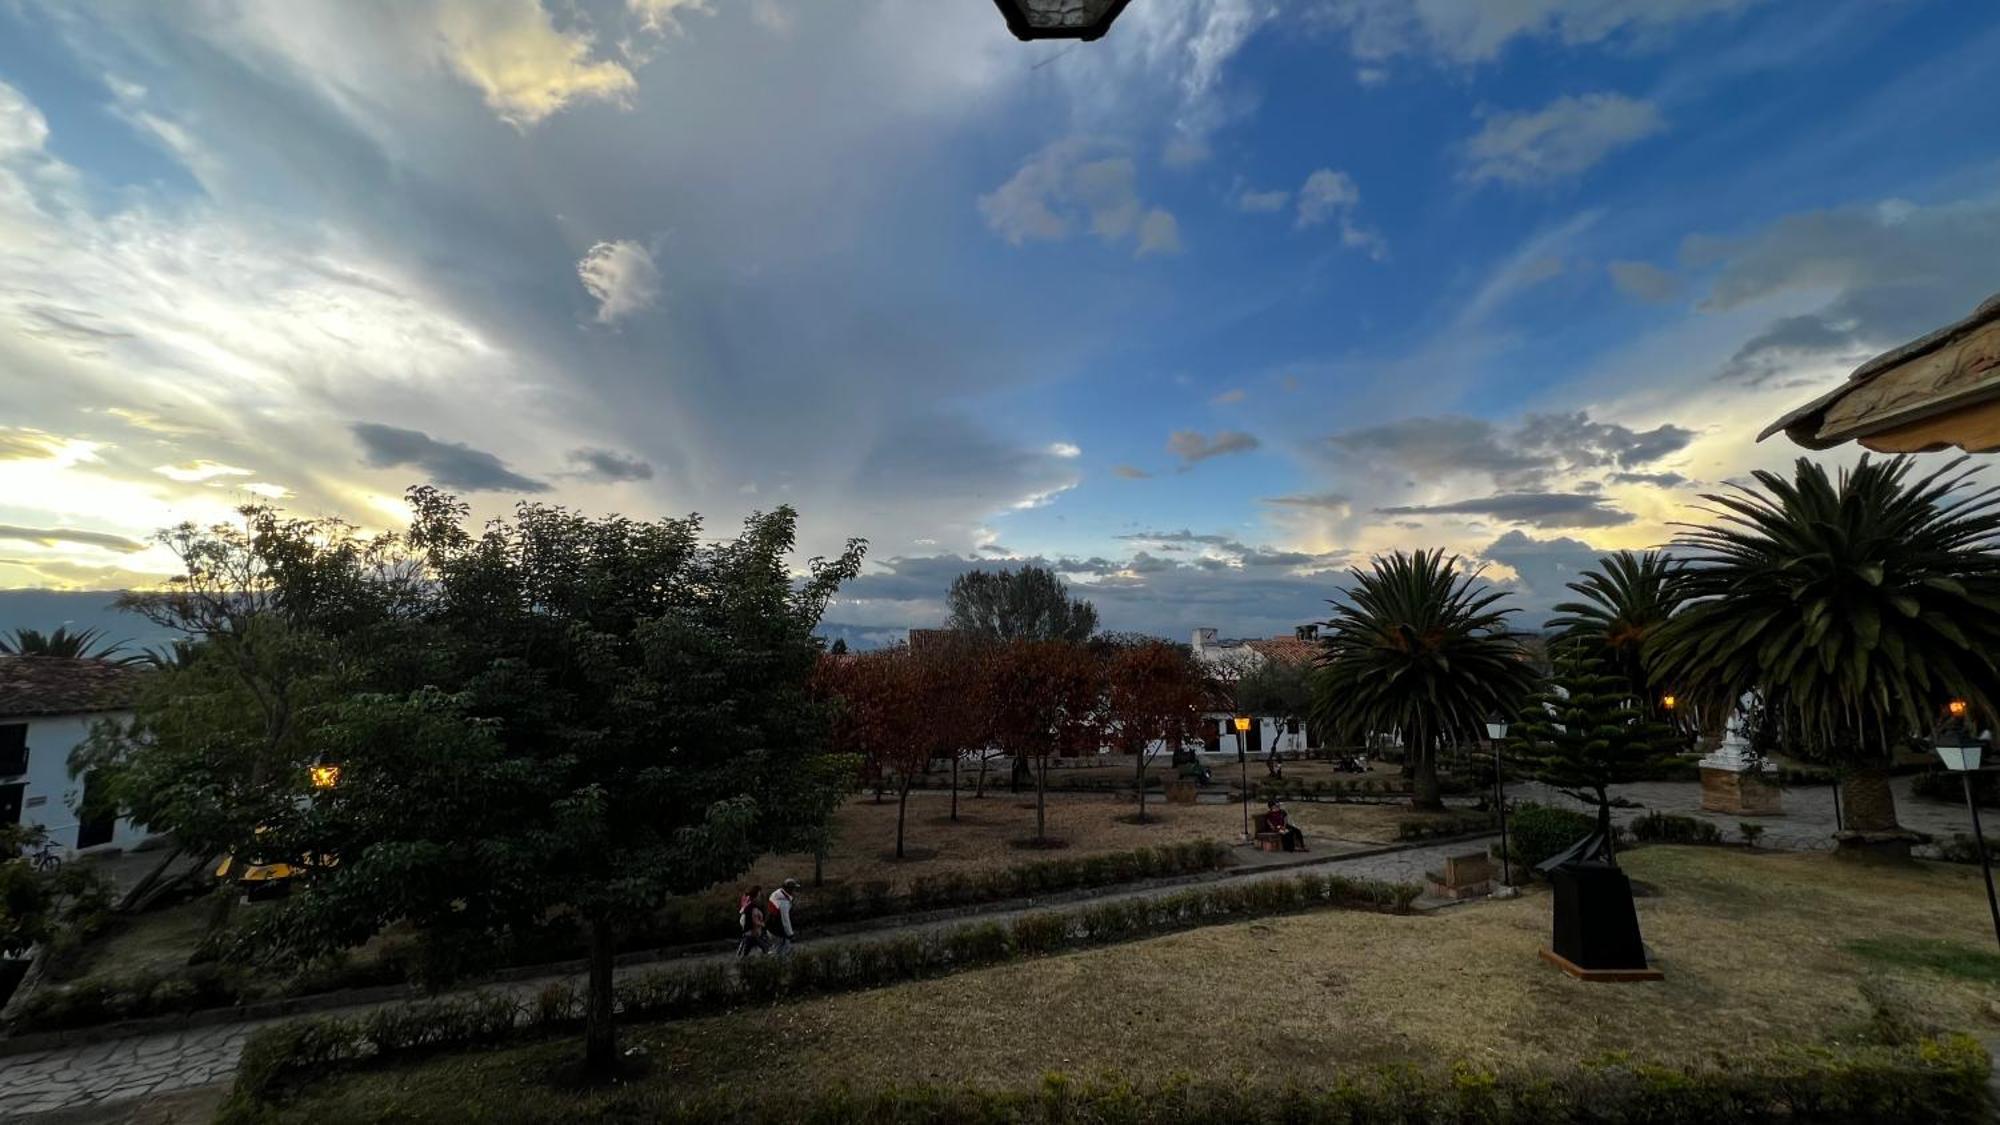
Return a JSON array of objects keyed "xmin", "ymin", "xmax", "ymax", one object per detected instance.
[
  {"xmin": 1547, "ymin": 550, "xmax": 1687, "ymax": 717},
  {"xmin": 1650, "ymin": 456, "xmax": 2000, "ymax": 840},
  {"xmin": 0, "ymin": 626, "xmax": 141, "ymax": 664},
  {"xmin": 1310, "ymin": 550, "xmax": 1540, "ymax": 810}
]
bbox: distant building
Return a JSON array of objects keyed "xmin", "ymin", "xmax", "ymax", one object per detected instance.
[
  {"xmin": 1191, "ymin": 625, "xmax": 1322, "ymax": 757},
  {"xmin": 0, "ymin": 658, "xmax": 148, "ymax": 854}
]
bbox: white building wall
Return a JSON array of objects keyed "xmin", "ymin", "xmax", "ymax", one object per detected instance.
[{"xmin": 1, "ymin": 712, "xmax": 145, "ymax": 854}]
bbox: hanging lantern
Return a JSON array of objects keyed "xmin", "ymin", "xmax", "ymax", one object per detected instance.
[{"xmin": 992, "ymin": 0, "xmax": 1134, "ymax": 41}]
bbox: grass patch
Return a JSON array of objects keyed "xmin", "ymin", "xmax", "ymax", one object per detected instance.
[
  {"xmin": 1848, "ymin": 934, "xmax": 2000, "ymax": 984},
  {"xmin": 239, "ymin": 847, "xmax": 2000, "ymax": 1123}
]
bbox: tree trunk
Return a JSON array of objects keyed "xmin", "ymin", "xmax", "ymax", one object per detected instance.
[
  {"xmin": 950, "ymin": 754, "xmax": 960, "ymax": 822},
  {"xmin": 1134, "ymin": 751, "xmax": 1149, "ymax": 824},
  {"xmin": 1035, "ymin": 752, "xmax": 1048, "ymax": 842},
  {"xmin": 584, "ymin": 918, "xmax": 618, "ymax": 1076},
  {"xmin": 1841, "ymin": 766, "xmax": 1901, "ymax": 833},
  {"xmin": 975, "ymin": 752, "xmax": 989, "ymax": 800},
  {"xmin": 119, "ymin": 845, "xmax": 187, "ymax": 913},
  {"xmin": 814, "ymin": 841, "xmax": 825, "ymax": 887},
  {"xmin": 1410, "ymin": 737, "xmax": 1444, "ymax": 812},
  {"xmin": 895, "ymin": 780, "xmax": 911, "ymax": 858}
]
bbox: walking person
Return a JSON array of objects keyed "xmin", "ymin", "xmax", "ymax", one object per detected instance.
[
  {"xmin": 767, "ymin": 878, "xmax": 801, "ymax": 958},
  {"xmin": 736, "ymin": 884, "xmax": 770, "ymax": 957}
]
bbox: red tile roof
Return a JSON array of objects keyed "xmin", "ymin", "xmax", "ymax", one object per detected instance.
[
  {"xmin": 1245, "ymin": 637, "xmax": 1318, "ymax": 667},
  {"xmin": 0, "ymin": 657, "xmax": 146, "ymax": 718}
]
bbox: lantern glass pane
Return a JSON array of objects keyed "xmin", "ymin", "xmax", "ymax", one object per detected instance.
[
  {"xmin": 1014, "ymin": 0, "xmax": 1119, "ymax": 29},
  {"xmin": 1937, "ymin": 743, "xmax": 1983, "ymax": 772}
]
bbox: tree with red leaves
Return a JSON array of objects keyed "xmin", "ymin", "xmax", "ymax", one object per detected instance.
[
  {"xmin": 819, "ymin": 648, "xmax": 933, "ymax": 859},
  {"xmin": 1104, "ymin": 640, "xmax": 1210, "ymax": 823},
  {"xmin": 988, "ymin": 639, "xmax": 1104, "ymax": 844}
]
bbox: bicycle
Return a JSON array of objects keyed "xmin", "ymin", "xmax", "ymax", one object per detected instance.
[{"xmin": 29, "ymin": 839, "xmax": 61, "ymax": 872}]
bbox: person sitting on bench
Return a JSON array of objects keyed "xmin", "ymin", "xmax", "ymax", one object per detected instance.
[{"xmin": 1264, "ymin": 799, "xmax": 1307, "ymax": 852}]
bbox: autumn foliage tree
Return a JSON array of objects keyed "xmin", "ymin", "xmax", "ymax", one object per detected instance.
[
  {"xmin": 988, "ymin": 639, "xmax": 1103, "ymax": 844},
  {"xmin": 820, "ymin": 648, "xmax": 934, "ymax": 859},
  {"xmin": 1104, "ymin": 640, "xmax": 1209, "ymax": 823}
]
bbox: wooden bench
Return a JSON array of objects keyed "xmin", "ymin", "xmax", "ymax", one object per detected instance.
[
  {"xmin": 1253, "ymin": 830, "xmax": 1283, "ymax": 852},
  {"xmin": 1425, "ymin": 851, "xmax": 1494, "ymax": 899}
]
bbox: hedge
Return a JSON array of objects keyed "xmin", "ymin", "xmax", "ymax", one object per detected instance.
[
  {"xmin": 230, "ymin": 1035, "xmax": 1993, "ymax": 1123},
  {"xmin": 227, "ymin": 869, "xmax": 1422, "ymax": 1107},
  {"xmin": 1629, "ymin": 812, "xmax": 1724, "ymax": 846},
  {"xmin": 646, "ymin": 839, "xmax": 1233, "ymax": 946},
  {"xmin": 1493, "ymin": 802, "xmax": 1603, "ymax": 874},
  {"xmin": 1395, "ymin": 811, "xmax": 1499, "ymax": 841}
]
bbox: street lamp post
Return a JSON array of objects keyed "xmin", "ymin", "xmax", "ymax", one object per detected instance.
[
  {"xmin": 1234, "ymin": 714, "xmax": 1253, "ymax": 839},
  {"xmin": 1485, "ymin": 718, "xmax": 1512, "ymax": 890},
  {"xmin": 1936, "ymin": 704, "xmax": 2000, "ymax": 949}
]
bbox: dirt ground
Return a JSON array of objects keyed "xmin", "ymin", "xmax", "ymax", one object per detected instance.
[{"xmin": 733, "ymin": 786, "xmax": 1463, "ymax": 896}]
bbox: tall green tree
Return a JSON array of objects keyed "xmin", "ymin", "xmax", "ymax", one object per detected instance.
[
  {"xmin": 77, "ymin": 507, "xmax": 421, "ymax": 917},
  {"xmin": 1310, "ymin": 550, "xmax": 1539, "ymax": 810},
  {"xmin": 1650, "ymin": 456, "xmax": 2000, "ymax": 837},
  {"xmin": 1234, "ymin": 657, "xmax": 1313, "ymax": 774},
  {"xmin": 945, "ymin": 565, "xmax": 1098, "ymax": 642},
  {"xmin": 1507, "ymin": 649, "xmax": 1681, "ymax": 854},
  {"xmin": 1547, "ymin": 550, "xmax": 1687, "ymax": 717},
  {"xmin": 246, "ymin": 492, "xmax": 864, "ymax": 1075}
]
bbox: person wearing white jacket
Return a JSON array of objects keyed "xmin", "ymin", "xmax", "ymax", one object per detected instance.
[{"xmin": 767, "ymin": 878, "xmax": 801, "ymax": 957}]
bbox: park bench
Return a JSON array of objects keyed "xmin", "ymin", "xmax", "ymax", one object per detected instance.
[
  {"xmin": 1253, "ymin": 829, "xmax": 1283, "ymax": 852},
  {"xmin": 1425, "ymin": 851, "xmax": 1494, "ymax": 899}
]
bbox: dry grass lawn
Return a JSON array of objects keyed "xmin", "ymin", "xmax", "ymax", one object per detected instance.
[
  {"xmin": 259, "ymin": 846, "xmax": 2000, "ymax": 1122},
  {"xmin": 733, "ymin": 788, "xmax": 1461, "ymax": 896}
]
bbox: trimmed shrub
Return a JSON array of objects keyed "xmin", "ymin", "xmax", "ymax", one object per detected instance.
[
  {"xmin": 1498, "ymin": 802, "xmax": 1599, "ymax": 873},
  {"xmin": 1396, "ymin": 812, "xmax": 1497, "ymax": 841},
  {"xmin": 1630, "ymin": 813, "xmax": 1724, "ymax": 846}
]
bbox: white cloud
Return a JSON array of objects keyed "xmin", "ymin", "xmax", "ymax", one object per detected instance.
[
  {"xmin": 1319, "ymin": 0, "xmax": 1764, "ymax": 65},
  {"xmin": 979, "ymin": 138, "xmax": 1182, "ymax": 258},
  {"xmin": 434, "ymin": 0, "xmax": 637, "ymax": 128},
  {"xmin": 1235, "ymin": 188, "xmax": 1291, "ymax": 213},
  {"xmin": 0, "ymin": 81, "xmax": 51, "ymax": 158},
  {"xmin": 1607, "ymin": 259, "xmax": 1680, "ymax": 303},
  {"xmin": 1137, "ymin": 208, "xmax": 1183, "ymax": 256},
  {"xmin": 1295, "ymin": 168, "xmax": 1387, "ymax": 258},
  {"xmin": 1462, "ymin": 93, "xmax": 1665, "ymax": 185},
  {"xmin": 1048, "ymin": 442, "xmax": 1082, "ymax": 459},
  {"xmin": 152, "ymin": 460, "xmax": 254, "ymax": 483},
  {"xmin": 577, "ymin": 240, "xmax": 661, "ymax": 324},
  {"xmin": 629, "ymin": 0, "xmax": 713, "ymax": 35}
]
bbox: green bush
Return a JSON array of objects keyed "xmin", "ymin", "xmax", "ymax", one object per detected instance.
[
  {"xmin": 1396, "ymin": 812, "xmax": 1497, "ymax": 841},
  {"xmin": 1629, "ymin": 813, "xmax": 1723, "ymax": 845},
  {"xmin": 1498, "ymin": 802, "xmax": 1600, "ymax": 873}
]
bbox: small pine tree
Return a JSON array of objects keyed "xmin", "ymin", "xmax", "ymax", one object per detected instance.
[{"xmin": 1507, "ymin": 647, "xmax": 1681, "ymax": 860}]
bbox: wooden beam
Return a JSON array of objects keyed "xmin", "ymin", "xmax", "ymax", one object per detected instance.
[{"xmin": 1855, "ymin": 397, "xmax": 2000, "ymax": 454}]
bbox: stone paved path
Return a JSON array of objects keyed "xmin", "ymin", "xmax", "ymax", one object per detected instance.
[
  {"xmin": 0, "ymin": 838, "xmax": 1481, "ymax": 1121},
  {"xmin": 1509, "ymin": 775, "xmax": 1977, "ymax": 853}
]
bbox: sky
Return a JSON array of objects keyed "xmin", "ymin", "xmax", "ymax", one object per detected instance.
[{"xmin": 1, "ymin": 0, "xmax": 1998, "ymax": 649}]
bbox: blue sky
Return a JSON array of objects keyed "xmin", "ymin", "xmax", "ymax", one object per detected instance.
[{"xmin": 1, "ymin": 0, "xmax": 1997, "ymax": 645}]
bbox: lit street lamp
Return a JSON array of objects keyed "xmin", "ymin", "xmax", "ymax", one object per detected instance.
[
  {"xmin": 992, "ymin": 0, "xmax": 1134, "ymax": 41},
  {"xmin": 1485, "ymin": 717, "xmax": 1512, "ymax": 891},
  {"xmin": 309, "ymin": 759, "xmax": 341, "ymax": 791},
  {"xmin": 1234, "ymin": 714, "xmax": 1253, "ymax": 838},
  {"xmin": 1936, "ymin": 704, "xmax": 1999, "ymax": 949}
]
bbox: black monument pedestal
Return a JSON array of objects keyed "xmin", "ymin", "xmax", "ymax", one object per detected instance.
[{"xmin": 1541, "ymin": 860, "xmax": 1661, "ymax": 982}]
